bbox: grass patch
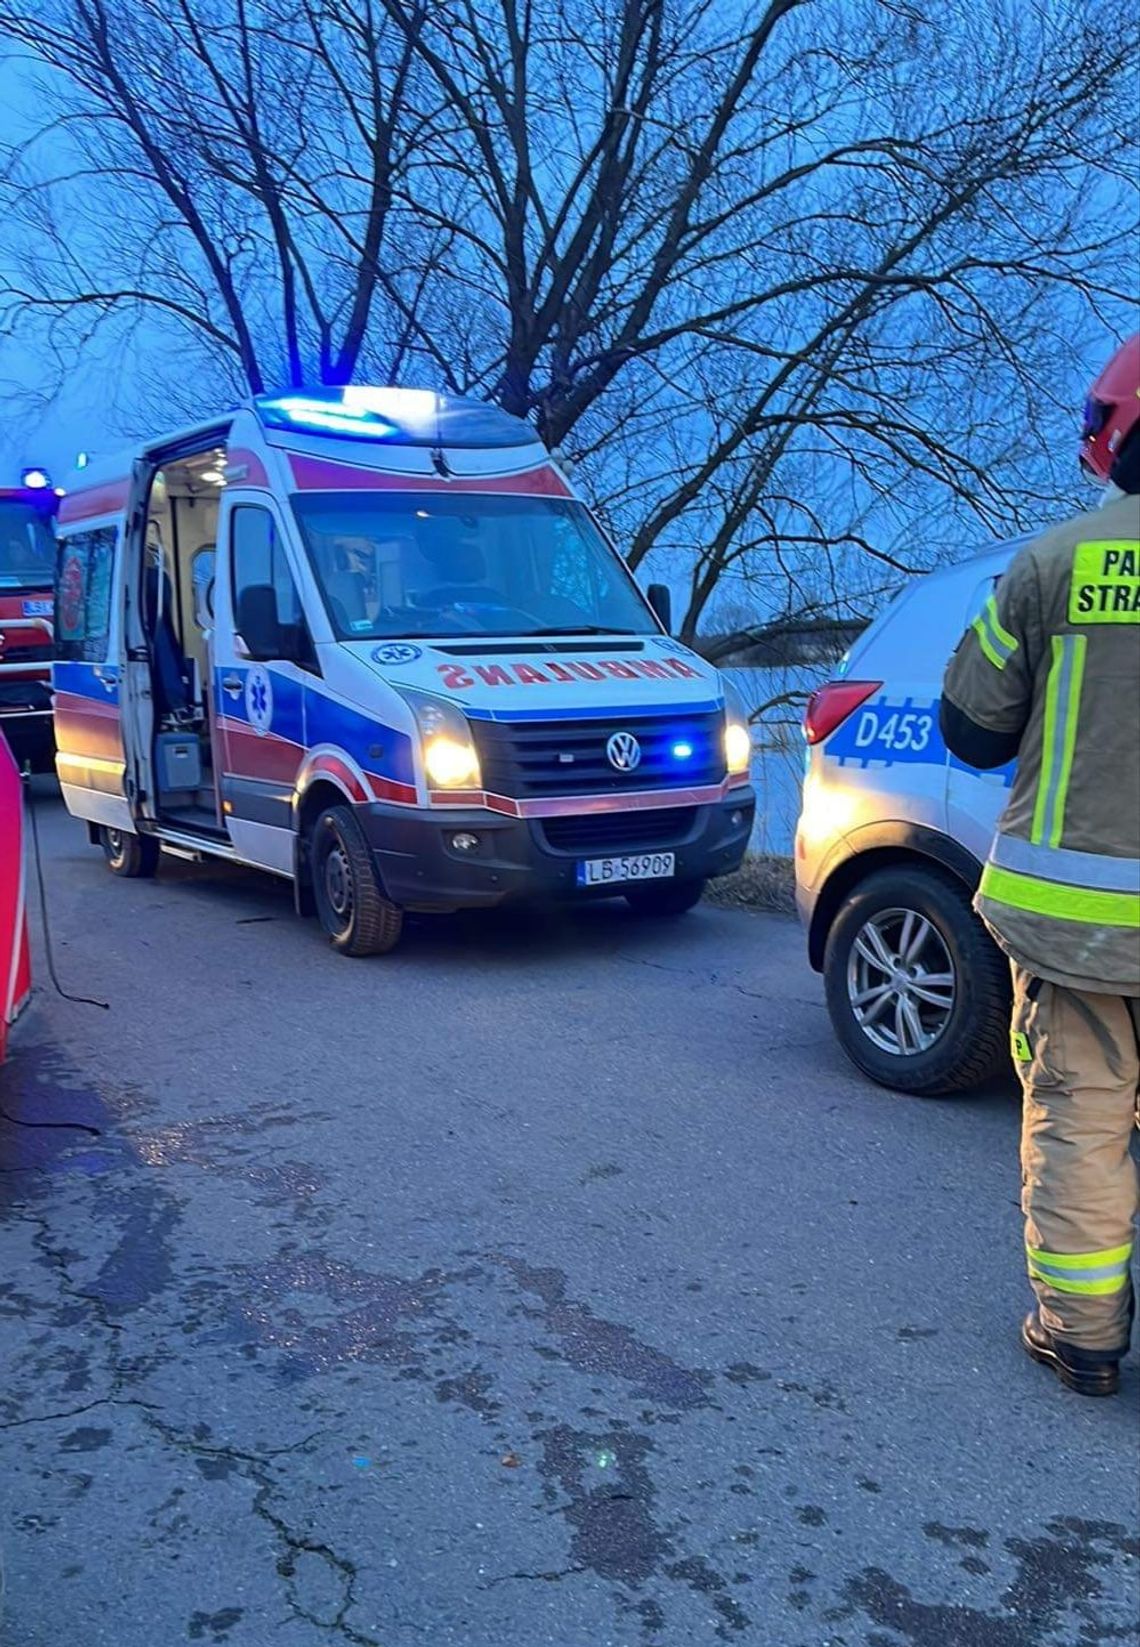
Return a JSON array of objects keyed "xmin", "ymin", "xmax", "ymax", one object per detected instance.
[{"xmin": 706, "ymin": 852, "xmax": 796, "ymax": 914}]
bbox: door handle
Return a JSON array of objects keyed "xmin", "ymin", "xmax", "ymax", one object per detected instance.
[
  {"xmin": 92, "ymin": 666, "xmax": 118, "ymax": 691},
  {"xmin": 222, "ymin": 674, "xmax": 243, "ymax": 698}
]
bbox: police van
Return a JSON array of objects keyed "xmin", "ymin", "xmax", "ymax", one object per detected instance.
[
  {"xmin": 795, "ymin": 535, "xmax": 1032, "ymax": 1095},
  {"xmin": 52, "ymin": 387, "xmax": 755, "ymax": 954}
]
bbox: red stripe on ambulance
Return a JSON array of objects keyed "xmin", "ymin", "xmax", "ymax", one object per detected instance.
[{"xmin": 288, "ymin": 454, "xmax": 572, "ymax": 497}]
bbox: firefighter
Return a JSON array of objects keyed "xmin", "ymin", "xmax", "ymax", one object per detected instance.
[{"xmin": 940, "ymin": 334, "xmax": 1140, "ymax": 1397}]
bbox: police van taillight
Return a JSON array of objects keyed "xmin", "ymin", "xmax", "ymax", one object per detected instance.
[{"xmin": 803, "ymin": 680, "xmax": 882, "ymax": 745}]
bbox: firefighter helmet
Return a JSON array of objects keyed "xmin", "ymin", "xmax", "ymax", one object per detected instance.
[{"xmin": 1080, "ymin": 332, "xmax": 1140, "ymax": 482}]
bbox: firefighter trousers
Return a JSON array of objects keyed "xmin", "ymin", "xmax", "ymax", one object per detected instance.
[{"xmin": 1011, "ymin": 966, "xmax": 1139, "ymax": 1355}]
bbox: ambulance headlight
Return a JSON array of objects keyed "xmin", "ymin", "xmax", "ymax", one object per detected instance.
[
  {"xmin": 722, "ymin": 680, "xmax": 753, "ymax": 776},
  {"xmin": 424, "ymin": 735, "xmax": 481, "ymax": 788},
  {"xmin": 399, "ymin": 689, "xmax": 482, "ymax": 790}
]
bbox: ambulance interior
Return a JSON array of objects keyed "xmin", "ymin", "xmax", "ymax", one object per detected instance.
[{"xmin": 142, "ymin": 448, "xmax": 226, "ymax": 829}]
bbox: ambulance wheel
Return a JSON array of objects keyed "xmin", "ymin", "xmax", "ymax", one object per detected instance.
[
  {"xmin": 101, "ymin": 826, "xmax": 160, "ymax": 878},
  {"xmin": 823, "ymin": 863, "xmax": 1009, "ymax": 1096},
  {"xmin": 625, "ymin": 877, "xmax": 707, "ymax": 916},
  {"xmin": 311, "ymin": 805, "xmax": 404, "ymax": 956}
]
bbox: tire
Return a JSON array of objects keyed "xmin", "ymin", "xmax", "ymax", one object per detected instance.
[
  {"xmin": 310, "ymin": 804, "xmax": 404, "ymax": 956},
  {"xmin": 823, "ymin": 863, "xmax": 1009, "ymax": 1096},
  {"xmin": 625, "ymin": 877, "xmax": 707, "ymax": 917},
  {"xmin": 100, "ymin": 826, "xmax": 160, "ymax": 878}
]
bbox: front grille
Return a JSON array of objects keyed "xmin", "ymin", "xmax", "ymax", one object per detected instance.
[
  {"xmin": 539, "ymin": 807, "xmax": 698, "ymax": 855},
  {"xmin": 473, "ymin": 712, "xmax": 725, "ymax": 798}
]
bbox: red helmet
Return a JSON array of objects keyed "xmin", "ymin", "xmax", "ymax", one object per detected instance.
[{"xmin": 1080, "ymin": 332, "xmax": 1140, "ymax": 481}]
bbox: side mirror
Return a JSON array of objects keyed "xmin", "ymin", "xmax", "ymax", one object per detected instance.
[{"xmin": 647, "ymin": 583, "xmax": 672, "ymax": 634}]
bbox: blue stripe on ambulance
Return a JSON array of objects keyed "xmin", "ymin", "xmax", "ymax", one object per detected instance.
[
  {"xmin": 217, "ymin": 666, "xmax": 415, "ymax": 789},
  {"xmin": 53, "ymin": 659, "xmax": 120, "ymax": 703},
  {"xmin": 307, "ymin": 690, "xmax": 415, "ymax": 786}
]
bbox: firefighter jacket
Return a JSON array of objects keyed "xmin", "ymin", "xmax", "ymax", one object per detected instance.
[{"xmin": 942, "ymin": 491, "xmax": 1140, "ymax": 994}]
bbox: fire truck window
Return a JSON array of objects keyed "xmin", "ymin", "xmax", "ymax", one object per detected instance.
[
  {"xmin": 55, "ymin": 528, "xmax": 116, "ymax": 662},
  {"xmin": 0, "ymin": 503, "xmax": 55, "ymax": 585}
]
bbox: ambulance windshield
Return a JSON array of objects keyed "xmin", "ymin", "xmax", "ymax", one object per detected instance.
[
  {"xmin": 0, "ymin": 501, "xmax": 56, "ymax": 588},
  {"xmin": 291, "ymin": 492, "xmax": 659, "ymax": 640}
]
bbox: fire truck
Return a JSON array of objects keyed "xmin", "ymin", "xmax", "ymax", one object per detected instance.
[
  {"xmin": 1, "ymin": 725, "xmax": 31, "ymax": 1065},
  {"xmin": 0, "ymin": 468, "xmax": 58, "ymax": 770}
]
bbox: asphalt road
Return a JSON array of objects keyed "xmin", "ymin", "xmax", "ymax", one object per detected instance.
[{"xmin": 2, "ymin": 786, "xmax": 1137, "ymax": 1647}]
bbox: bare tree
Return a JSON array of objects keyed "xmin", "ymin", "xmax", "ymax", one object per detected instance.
[
  {"xmin": 377, "ymin": 0, "xmax": 1138, "ymax": 638},
  {"xmin": 0, "ymin": 0, "xmax": 436, "ymax": 401},
  {"xmin": 1, "ymin": 0, "xmax": 1137, "ymax": 642}
]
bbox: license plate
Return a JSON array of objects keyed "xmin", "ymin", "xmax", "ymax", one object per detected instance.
[{"xmin": 576, "ymin": 852, "xmax": 675, "ymax": 887}]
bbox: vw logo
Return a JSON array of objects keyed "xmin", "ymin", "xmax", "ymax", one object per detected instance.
[{"xmin": 606, "ymin": 731, "xmax": 641, "ymax": 772}]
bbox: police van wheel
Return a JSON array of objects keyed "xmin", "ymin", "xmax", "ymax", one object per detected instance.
[
  {"xmin": 311, "ymin": 805, "xmax": 404, "ymax": 956},
  {"xmin": 823, "ymin": 864, "xmax": 1009, "ymax": 1096},
  {"xmin": 100, "ymin": 826, "xmax": 160, "ymax": 878},
  {"xmin": 625, "ymin": 877, "xmax": 707, "ymax": 916}
]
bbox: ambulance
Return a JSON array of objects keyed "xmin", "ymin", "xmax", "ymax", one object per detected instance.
[
  {"xmin": 0, "ymin": 470, "xmax": 58, "ymax": 770},
  {"xmin": 52, "ymin": 387, "xmax": 755, "ymax": 953}
]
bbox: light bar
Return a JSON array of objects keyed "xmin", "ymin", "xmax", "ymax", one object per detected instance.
[
  {"xmin": 21, "ymin": 466, "xmax": 51, "ymax": 489},
  {"xmin": 256, "ymin": 386, "xmax": 440, "ymax": 442},
  {"xmin": 342, "ymin": 387, "xmax": 437, "ymax": 425}
]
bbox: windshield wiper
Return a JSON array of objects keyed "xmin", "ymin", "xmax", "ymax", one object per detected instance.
[{"xmin": 524, "ymin": 624, "xmax": 639, "ymax": 637}]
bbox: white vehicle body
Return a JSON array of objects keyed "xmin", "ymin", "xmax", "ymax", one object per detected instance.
[
  {"xmin": 795, "ymin": 535, "xmax": 1033, "ymax": 1093},
  {"xmin": 52, "ymin": 388, "xmax": 754, "ymax": 952}
]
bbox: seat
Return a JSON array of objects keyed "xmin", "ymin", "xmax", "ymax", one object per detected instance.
[
  {"xmin": 323, "ymin": 568, "xmax": 368, "ymax": 632},
  {"xmin": 144, "ymin": 564, "xmax": 193, "ymax": 721}
]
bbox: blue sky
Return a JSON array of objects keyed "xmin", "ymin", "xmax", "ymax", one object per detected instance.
[{"xmin": 0, "ymin": 44, "xmax": 175, "ymax": 480}]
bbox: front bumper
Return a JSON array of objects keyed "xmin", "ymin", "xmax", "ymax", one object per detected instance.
[{"xmin": 357, "ymin": 789, "xmax": 756, "ymax": 910}]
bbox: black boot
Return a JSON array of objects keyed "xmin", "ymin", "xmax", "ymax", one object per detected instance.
[{"xmin": 1021, "ymin": 1313, "xmax": 1122, "ymax": 1397}]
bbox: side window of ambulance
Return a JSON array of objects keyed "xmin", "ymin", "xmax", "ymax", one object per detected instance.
[
  {"xmin": 191, "ymin": 546, "xmax": 216, "ymax": 631},
  {"xmin": 55, "ymin": 527, "xmax": 116, "ymax": 662},
  {"xmin": 231, "ymin": 506, "xmax": 303, "ymax": 657}
]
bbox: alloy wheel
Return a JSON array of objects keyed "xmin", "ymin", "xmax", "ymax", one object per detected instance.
[{"xmin": 846, "ymin": 906, "xmax": 956, "ymax": 1057}]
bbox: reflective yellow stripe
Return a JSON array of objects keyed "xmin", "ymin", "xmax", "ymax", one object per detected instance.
[
  {"xmin": 1027, "ymin": 1241, "xmax": 1133, "ymax": 1270},
  {"xmin": 990, "ymin": 834, "xmax": 1140, "ymax": 893},
  {"xmin": 1048, "ymin": 634, "xmax": 1085, "ymax": 849},
  {"xmin": 985, "ymin": 595, "xmax": 1018, "ymax": 652},
  {"xmin": 972, "ymin": 615, "xmax": 1005, "ymax": 670},
  {"xmin": 1032, "ymin": 634, "xmax": 1086, "ymax": 846},
  {"xmin": 1032, "ymin": 637, "xmax": 1063, "ymax": 842},
  {"xmin": 1028, "ymin": 1267, "xmax": 1131, "ymax": 1296},
  {"xmin": 971, "ymin": 596, "xmax": 1018, "ymax": 670},
  {"xmin": 979, "ymin": 863, "xmax": 1140, "ymax": 927}
]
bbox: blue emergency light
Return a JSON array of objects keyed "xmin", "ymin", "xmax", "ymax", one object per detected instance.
[
  {"xmin": 256, "ymin": 386, "xmax": 443, "ymax": 442},
  {"xmin": 254, "ymin": 386, "xmax": 537, "ymax": 451},
  {"xmin": 672, "ymin": 741, "xmax": 694, "ymax": 761},
  {"xmin": 20, "ymin": 467, "xmax": 51, "ymax": 490}
]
